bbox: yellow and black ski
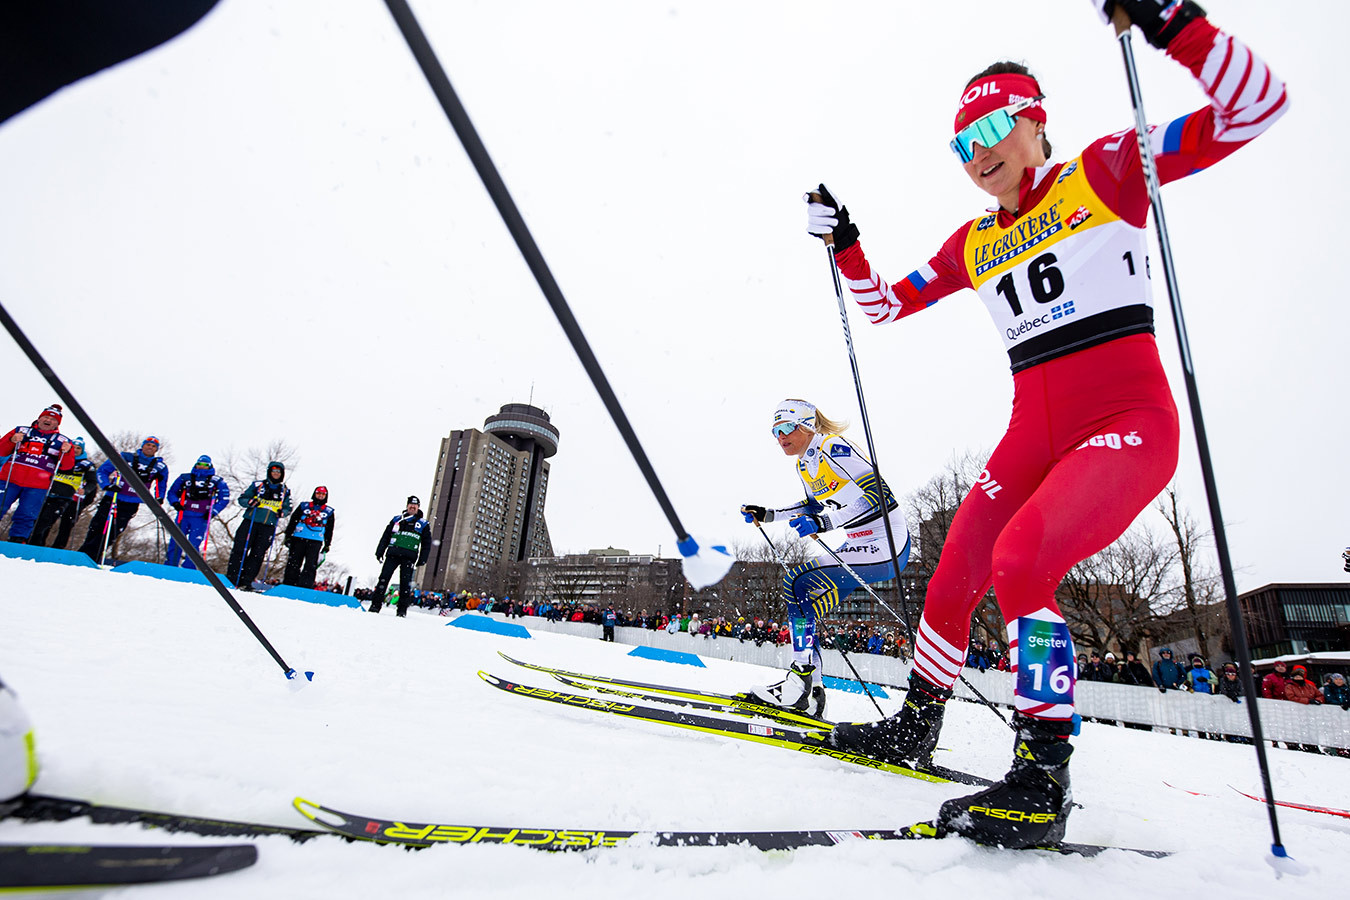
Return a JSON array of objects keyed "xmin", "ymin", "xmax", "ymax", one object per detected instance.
[
  {"xmin": 292, "ymin": 796, "xmax": 1169, "ymax": 858},
  {"xmin": 480, "ymin": 670, "xmax": 989, "ymax": 786}
]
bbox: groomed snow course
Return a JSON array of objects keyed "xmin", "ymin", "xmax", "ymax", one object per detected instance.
[{"xmin": 1, "ymin": 555, "xmax": 1347, "ymax": 899}]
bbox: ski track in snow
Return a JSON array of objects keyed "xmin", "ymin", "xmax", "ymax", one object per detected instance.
[{"xmin": 2, "ymin": 555, "xmax": 1348, "ymax": 898}]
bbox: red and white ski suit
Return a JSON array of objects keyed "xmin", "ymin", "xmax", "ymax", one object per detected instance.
[{"xmin": 834, "ymin": 18, "xmax": 1287, "ymax": 720}]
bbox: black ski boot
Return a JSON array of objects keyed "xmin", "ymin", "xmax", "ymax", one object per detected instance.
[
  {"xmin": 935, "ymin": 714, "xmax": 1073, "ymax": 849},
  {"xmin": 829, "ymin": 672, "xmax": 951, "ymax": 766}
]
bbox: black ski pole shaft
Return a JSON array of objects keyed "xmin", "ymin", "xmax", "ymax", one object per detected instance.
[
  {"xmin": 0, "ymin": 301, "xmax": 301, "ymax": 680},
  {"xmin": 809, "ymin": 534, "xmax": 1011, "ymax": 729},
  {"xmin": 812, "ymin": 216, "xmax": 915, "ymax": 652},
  {"xmin": 1113, "ymin": 19, "xmax": 1284, "ymax": 855},
  {"xmin": 382, "ymin": 0, "xmax": 690, "ymax": 545},
  {"xmin": 754, "ymin": 525, "xmax": 886, "ymax": 717}
]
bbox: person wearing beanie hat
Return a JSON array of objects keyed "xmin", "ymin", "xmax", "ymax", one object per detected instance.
[
  {"xmin": 1284, "ymin": 665, "xmax": 1325, "ymax": 705},
  {"xmin": 164, "ymin": 455, "xmax": 230, "ymax": 569},
  {"xmin": 77, "ymin": 434, "xmax": 169, "ymax": 565},
  {"xmin": 281, "ymin": 486, "xmax": 335, "ymax": 589},
  {"xmin": 801, "ymin": 1, "xmax": 1287, "ymax": 850},
  {"xmin": 1186, "ymin": 655, "xmax": 1215, "ymax": 694},
  {"xmin": 1261, "ymin": 660, "xmax": 1290, "ymax": 700},
  {"xmin": 226, "ymin": 461, "xmax": 292, "ymax": 590},
  {"xmin": 1323, "ymin": 672, "xmax": 1350, "ymax": 710},
  {"xmin": 739, "ymin": 398, "xmax": 911, "ymax": 722},
  {"xmin": 0, "ymin": 403, "xmax": 76, "ymax": 543},
  {"xmin": 369, "ymin": 496, "xmax": 430, "ymax": 618},
  {"xmin": 1217, "ymin": 663, "xmax": 1244, "ymax": 704},
  {"xmin": 29, "ymin": 435, "xmax": 98, "ymax": 549}
]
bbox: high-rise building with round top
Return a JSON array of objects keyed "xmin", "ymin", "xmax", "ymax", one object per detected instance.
[{"xmin": 423, "ymin": 404, "xmax": 560, "ymax": 592}]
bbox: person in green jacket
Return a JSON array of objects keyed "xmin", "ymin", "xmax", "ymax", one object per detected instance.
[{"xmin": 369, "ymin": 496, "xmax": 430, "ymax": 618}]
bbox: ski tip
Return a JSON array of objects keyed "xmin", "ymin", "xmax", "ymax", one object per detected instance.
[{"xmin": 293, "ymin": 797, "xmax": 340, "ymax": 830}]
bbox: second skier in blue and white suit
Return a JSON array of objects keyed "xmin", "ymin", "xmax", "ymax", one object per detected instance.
[{"xmin": 739, "ymin": 399, "xmax": 911, "ymax": 717}]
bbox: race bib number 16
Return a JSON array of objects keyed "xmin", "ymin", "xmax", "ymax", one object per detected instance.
[{"xmin": 1016, "ymin": 616, "xmax": 1075, "ymax": 706}]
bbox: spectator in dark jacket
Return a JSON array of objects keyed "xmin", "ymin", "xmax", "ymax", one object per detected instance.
[
  {"xmin": 1217, "ymin": 663, "xmax": 1243, "ymax": 702},
  {"xmin": 226, "ymin": 460, "xmax": 292, "ymax": 589},
  {"xmin": 1082, "ymin": 651, "xmax": 1115, "ymax": 683},
  {"xmin": 369, "ymin": 496, "xmax": 430, "ymax": 617},
  {"xmin": 1152, "ymin": 647, "xmax": 1187, "ymax": 692},
  {"xmin": 1117, "ymin": 651, "xmax": 1154, "ymax": 687},
  {"xmin": 1324, "ymin": 673, "xmax": 1350, "ymax": 709}
]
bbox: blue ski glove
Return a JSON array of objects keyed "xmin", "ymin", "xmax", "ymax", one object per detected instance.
[{"xmin": 789, "ymin": 513, "xmax": 826, "ymax": 537}]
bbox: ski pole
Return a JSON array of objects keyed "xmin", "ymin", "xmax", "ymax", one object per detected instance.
[
  {"xmin": 811, "ymin": 194, "xmax": 916, "ymax": 653},
  {"xmin": 380, "ymin": 0, "xmax": 735, "ymax": 584},
  {"xmin": 808, "ymin": 534, "xmax": 1011, "ymax": 730},
  {"xmin": 1109, "ymin": 9, "xmax": 1286, "ymax": 863},
  {"xmin": 753, "ymin": 524, "xmax": 886, "ymax": 717},
  {"xmin": 97, "ymin": 480, "xmax": 117, "ymax": 567}
]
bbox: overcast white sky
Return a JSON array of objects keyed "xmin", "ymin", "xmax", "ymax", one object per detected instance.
[{"xmin": 1, "ymin": 1, "xmax": 1342, "ymax": 590}]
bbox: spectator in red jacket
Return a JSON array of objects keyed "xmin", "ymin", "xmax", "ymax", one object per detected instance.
[
  {"xmin": 1261, "ymin": 660, "xmax": 1289, "ymax": 700},
  {"xmin": 1284, "ymin": 665, "xmax": 1325, "ymax": 705}
]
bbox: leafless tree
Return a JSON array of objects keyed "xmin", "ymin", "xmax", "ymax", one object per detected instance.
[
  {"xmin": 1155, "ymin": 484, "xmax": 1227, "ymax": 658},
  {"xmin": 904, "ymin": 448, "xmax": 989, "ymax": 576},
  {"xmin": 1057, "ymin": 524, "xmax": 1178, "ymax": 656}
]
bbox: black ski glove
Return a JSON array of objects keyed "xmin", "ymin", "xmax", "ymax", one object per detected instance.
[
  {"xmin": 741, "ymin": 504, "xmax": 771, "ymax": 525},
  {"xmin": 1096, "ymin": 0, "xmax": 1206, "ymax": 50},
  {"xmin": 804, "ymin": 183, "xmax": 859, "ymax": 251},
  {"xmin": 1158, "ymin": 685, "xmax": 1167, "ymax": 694}
]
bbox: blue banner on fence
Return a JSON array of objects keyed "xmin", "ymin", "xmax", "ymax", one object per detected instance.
[
  {"xmin": 627, "ymin": 645, "xmax": 706, "ymax": 667},
  {"xmin": 447, "ymin": 614, "xmax": 532, "ymax": 639}
]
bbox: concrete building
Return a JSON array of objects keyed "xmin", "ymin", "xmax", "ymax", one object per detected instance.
[
  {"xmin": 518, "ymin": 548, "xmax": 685, "ymax": 613},
  {"xmin": 423, "ymin": 403, "xmax": 559, "ymax": 592}
]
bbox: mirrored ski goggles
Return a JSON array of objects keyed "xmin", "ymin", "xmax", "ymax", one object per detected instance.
[
  {"xmin": 950, "ymin": 95, "xmax": 1044, "ymax": 163},
  {"xmin": 771, "ymin": 422, "xmax": 798, "ymax": 438}
]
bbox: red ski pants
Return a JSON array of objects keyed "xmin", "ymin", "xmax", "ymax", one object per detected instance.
[{"xmin": 915, "ymin": 335, "xmax": 1179, "ymax": 689}]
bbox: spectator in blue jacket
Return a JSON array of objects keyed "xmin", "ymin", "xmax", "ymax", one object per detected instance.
[
  {"xmin": 282, "ymin": 486, "xmax": 335, "ymax": 589},
  {"xmin": 601, "ymin": 605, "xmax": 618, "ymax": 642},
  {"xmin": 867, "ymin": 630, "xmax": 884, "ymax": 655},
  {"xmin": 1323, "ymin": 673, "xmax": 1350, "ymax": 710},
  {"xmin": 164, "ymin": 455, "xmax": 230, "ymax": 569},
  {"xmin": 1187, "ymin": 655, "xmax": 1216, "ymax": 694},
  {"xmin": 1152, "ymin": 647, "xmax": 1187, "ymax": 693},
  {"xmin": 78, "ymin": 435, "xmax": 168, "ymax": 564},
  {"xmin": 226, "ymin": 461, "xmax": 292, "ymax": 590}
]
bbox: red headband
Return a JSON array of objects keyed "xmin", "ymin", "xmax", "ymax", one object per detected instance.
[{"xmin": 954, "ymin": 73, "xmax": 1045, "ymax": 136}]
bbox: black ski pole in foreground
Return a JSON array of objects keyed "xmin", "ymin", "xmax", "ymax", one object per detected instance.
[
  {"xmin": 1110, "ymin": 11, "xmax": 1289, "ymax": 868},
  {"xmin": 380, "ymin": 0, "xmax": 729, "ymax": 587},
  {"xmin": 0, "ymin": 302, "xmax": 307, "ymax": 684}
]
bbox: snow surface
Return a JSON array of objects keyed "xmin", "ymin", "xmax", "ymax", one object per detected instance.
[{"xmin": 2, "ymin": 556, "xmax": 1348, "ymax": 898}]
